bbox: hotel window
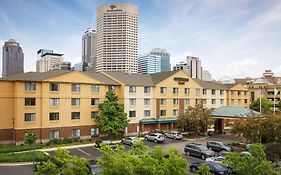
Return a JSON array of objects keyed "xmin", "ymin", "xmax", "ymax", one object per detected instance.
[
  {"xmin": 144, "ymin": 86, "xmax": 150, "ymax": 93},
  {"xmin": 195, "ymin": 88, "xmax": 200, "ymax": 96},
  {"xmin": 91, "ymin": 85, "xmax": 99, "ymax": 93},
  {"xmin": 184, "ymin": 99, "xmax": 190, "ymax": 105},
  {"xmin": 108, "ymin": 85, "xmax": 116, "ymax": 92},
  {"xmin": 244, "ymin": 91, "xmax": 247, "ymax": 96},
  {"xmin": 25, "ymin": 98, "xmax": 36, "ymax": 106},
  {"xmin": 203, "ymin": 99, "xmax": 207, "ymax": 104},
  {"xmin": 49, "ymin": 112, "xmax": 59, "ymax": 121},
  {"xmin": 173, "ymin": 88, "xmax": 179, "ymax": 94},
  {"xmin": 129, "ymin": 86, "xmax": 136, "ymax": 93},
  {"xmin": 91, "ymin": 98, "xmax": 99, "ymax": 105},
  {"xmin": 50, "ymin": 83, "xmax": 59, "ymax": 91},
  {"xmin": 72, "ymin": 84, "xmax": 80, "ymax": 92},
  {"xmin": 71, "ymin": 98, "xmax": 80, "ymax": 106},
  {"xmin": 212, "ymin": 90, "xmax": 216, "ymax": 95},
  {"xmin": 160, "ymin": 110, "xmax": 166, "ymax": 116},
  {"xmin": 25, "ymin": 82, "xmax": 36, "ymax": 91},
  {"xmin": 238, "ymin": 99, "xmax": 241, "ymax": 104},
  {"xmin": 238, "ymin": 91, "xmax": 241, "ymax": 96},
  {"xmin": 49, "ymin": 131, "xmax": 59, "ymax": 140},
  {"xmin": 91, "ymin": 128, "xmax": 99, "ymax": 137},
  {"xmin": 173, "ymin": 99, "xmax": 179, "ymax": 105},
  {"xmin": 49, "ymin": 98, "xmax": 59, "ymax": 106},
  {"xmin": 144, "ymin": 110, "xmax": 150, "ymax": 117},
  {"xmin": 160, "ymin": 87, "xmax": 166, "ymax": 94},
  {"xmin": 212, "ymin": 99, "xmax": 216, "ymax": 104},
  {"xmin": 184, "ymin": 88, "xmax": 190, "ymax": 95},
  {"xmin": 144, "ymin": 98, "xmax": 150, "ymax": 105},
  {"xmin": 160, "ymin": 99, "xmax": 166, "ymax": 105},
  {"xmin": 71, "ymin": 129, "xmax": 80, "ymax": 138},
  {"xmin": 71, "ymin": 112, "xmax": 80, "ymax": 120},
  {"xmin": 173, "ymin": 109, "xmax": 178, "ymax": 116},
  {"xmin": 24, "ymin": 113, "xmax": 36, "ymax": 122},
  {"xmin": 203, "ymin": 89, "xmax": 207, "ymax": 95},
  {"xmin": 129, "ymin": 98, "xmax": 136, "ymax": 105},
  {"xmin": 231, "ymin": 91, "xmax": 234, "ymax": 95},
  {"xmin": 231, "ymin": 99, "xmax": 235, "ymax": 104},
  {"xmin": 220, "ymin": 90, "xmax": 224, "ymax": 95},
  {"xmin": 195, "ymin": 99, "xmax": 201, "ymax": 105},
  {"xmin": 244, "ymin": 99, "xmax": 248, "ymax": 104},
  {"xmin": 91, "ymin": 111, "xmax": 99, "ymax": 119},
  {"xmin": 220, "ymin": 99, "xmax": 224, "ymax": 104},
  {"xmin": 129, "ymin": 111, "xmax": 136, "ymax": 117}
]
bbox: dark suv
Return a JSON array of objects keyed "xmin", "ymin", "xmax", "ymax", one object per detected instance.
[
  {"xmin": 184, "ymin": 143, "xmax": 215, "ymax": 160},
  {"xmin": 207, "ymin": 141, "xmax": 234, "ymax": 152}
]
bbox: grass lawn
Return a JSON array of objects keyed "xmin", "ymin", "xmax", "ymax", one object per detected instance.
[
  {"xmin": 0, "ymin": 151, "xmax": 48, "ymax": 162},
  {"xmin": 0, "ymin": 144, "xmax": 45, "ymax": 154}
]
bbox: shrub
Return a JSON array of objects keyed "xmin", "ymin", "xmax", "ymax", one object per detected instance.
[
  {"xmin": 0, "ymin": 151, "xmax": 48, "ymax": 162},
  {"xmin": 0, "ymin": 144, "xmax": 44, "ymax": 154},
  {"xmin": 265, "ymin": 142, "xmax": 281, "ymax": 162}
]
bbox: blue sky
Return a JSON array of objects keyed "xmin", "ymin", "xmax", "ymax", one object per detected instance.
[{"xmin": 1, "ymin": 0, "xmax": 281, "ymax": 79}]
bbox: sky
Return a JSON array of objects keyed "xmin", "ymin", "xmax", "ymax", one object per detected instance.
[{"xmin": 1, "ymin": 0, "xmax": 281, "ymax": 79}]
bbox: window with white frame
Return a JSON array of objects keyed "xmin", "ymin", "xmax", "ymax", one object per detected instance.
[
  {"xmin": 220, "ymin": 90, "xmax": 224, "ymax": 95},
  {"xmin": 24, "ymin": 113, "xmax": 36, "ymax": 122},
  {"xmin": 195, "ymin": 88, "xmax": 200, "ymax": 96},
  {"xmin": 71, "ymin": 112, "xmax": 80, "ymax": 120},
  {"xmin": 108, "ymin": 86, "xmax": 116, "ymax": 92},
  {"xmin": 25, "ymin": 98, "xmax": 36, "ymax": 106},
  {"xmin": 71, "ymin": 129, "xmax": 80, "ymax": 138},
  {"xmin": 71, "ymin": 84, "xmax": 80, "ymax": 92},
  {"xmin": 144, "ymin": 98, "xmax": 150, "ymax": 105},
  {"xmin": 50, "ymin": 83, "xmax": 59, "ymax": 91},
  {"xmin": 144, "ymin": 86, "xmax": 150, "ymax": 93},
  {"xmin": 173, "ymin": 88, "xmax": 178, "ymax": 94},
  {"xmin": 49, "ymin": 130, "xmax": 59, "ymax": 139},
  {"xmin": 212, "ymin": 99, "xmax": 216, "ymax": 104},
  {"xmin": 25, "ymin": 82, "xmax": 36, "ymax": 91},
  {"xmin": 160, "ymin": 87, "xmax": 166, "ymax": 94},
  {"xmin": 184, "ymin": 88, "xmax": 190, "ymax": 95},
  {"xmin": 160, "ymin": 99, "xmax": 166, "ymax": 105},
  {"xmin": 173, "ymin": 99, "xmax": 179, "ymax": 105},
  {"xmin": 129, "ymin": 111, "xmax": 136, "ymax": 117},
  {"xmin": 49, "ymin": 98, "xmax": 59, "ymax": 106},
  {"xmin": 203, "ymin": 99, "xmax": 207, "ymax": 104},
  {"xmin": 129, "ymin": 98, "xmax": 136, "ymax": 105},
  {"xmin": 144, "ymin": 110, "xmax": 150, "ymax": 117},
  {"xmin": 212, "ymin": 90, "xmax": 216, "ymax": 95},
  {"xmin": 220, "ymin": 99, "xmax": 224, "ymax": 104},
  {"xmin": 203, "ymin": 89, "xmax": 207, "ymax": 95},
  {"xmin": 195, "ymin": 99, "xmax": 201, "ymax": 105},
  {"xmin": 71, "ymin": 98, "xmax": 80, "ymax": 106},
  {"xmin": 91, "ymin": 98, "xmax": 99, "ymax": 105},
  {"xmin": 184, "ymin": 99, "xmax": 190, "ymax": 105},
  {"xmin": 160, "ymin": 110, "xmax": 166, "ymax": 116},
  {"xmin": 129, "ymin": 86, "xmax": 136, "ymax": 93},
  {"xmin": 91, "ymin": 111, "xmax": 99, "ymax": 119},
  {"xmin": 91, "ymin": 128, "xmax": 99, "ymax": 137},
  {"xmin": 49, "ymin": 112, "xmax": 59, "ymax": 121},
  {"xmin": 91, "ymin": 85, "xmax": 99, "ymax": 93},
  {"xmin": 173, "ymin": 109, "xmax": 178, "ymax": 116}
]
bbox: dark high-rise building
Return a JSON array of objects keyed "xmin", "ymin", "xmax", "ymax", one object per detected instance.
[{"xmin": 2, "ymin": 39, "xmax": 24, "ymax": 77}]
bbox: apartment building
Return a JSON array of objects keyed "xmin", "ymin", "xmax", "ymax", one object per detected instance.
[{"xmin": 0, "ymin": 70, "xmax": 249, "ymax": 144}]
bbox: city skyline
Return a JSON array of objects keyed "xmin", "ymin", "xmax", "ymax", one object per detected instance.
[{"xmin": 1, "ymin": 0, "xmax": 281, "ymax": 79}]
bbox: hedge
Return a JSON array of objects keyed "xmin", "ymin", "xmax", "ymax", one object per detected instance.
[
  {"xmin": 0, "ymin": 144, "xmax": 45, "ymax": 154},
  {"xmin": 0, "ymin": 151, "xmax": 48, "ymax": 162}
]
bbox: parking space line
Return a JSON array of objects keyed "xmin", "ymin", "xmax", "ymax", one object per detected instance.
[{"xmin": 77, "ymin": 148, "xmax": 91, "ymax": 156}]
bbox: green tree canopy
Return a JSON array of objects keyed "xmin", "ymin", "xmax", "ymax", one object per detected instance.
[
  {"xmin": 96, "ymin": 90, "xmax": 129, "ymax": 135},
  {"xmin": 25, "ymin": 132, "xmax": 36, "ymax": 145},
  {"xmin": 231, "ymin": 114, "xmax": 281, "ymax": 143},
  {"xmin": 177, "ymin": 105, "xmax": 212, "ymax": 133},
  {"xmin": 223, "ymin": 144, "xmax": 278, "ymax": 175},
  {"xmin": 98, "ymin": 140, "xmax": 189, "ymax": 175},
  {"xmin": 35, "ymin": 148, "xmax": 90, "ymax": 175},
  {"xmin": 250, "ymin": 98, "xmax": 272, "ymax": 114}
]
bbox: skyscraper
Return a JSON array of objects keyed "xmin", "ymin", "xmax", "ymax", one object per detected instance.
[
  {"xmin": 82, "ymin": 27, "xmax": 97, "ymax": 71},
  {"xmin": 186, "ymin": 56, "xmax": 202, "ymax": 79},
  {"xmin": 2, "ymin": 39, "xmax": 24, "ymax": 77},
  {"xmin": 150, "ymin": 48, "xmax": 171, "ymax": 72},
  {"xmin": 138, "ymin": 54, "xmax": 161, "ymax": 74},
  {"xmin": 36, "ymin": 49, "xmax": 64, "ymax": 72},
  {"xmin": 96, "ymin": 3, "xmax": 138, "ymax": 73}
]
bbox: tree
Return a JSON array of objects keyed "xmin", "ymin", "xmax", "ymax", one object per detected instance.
[
  {"xmin": 25, "ymin": 132, "xmax": 36, "ymax": 145},
  {"xmin": 223, "ymin": 144, "xmax": 278, "ymax": 175},
  {"xmin": 35, "ymin": 148, "xmax": 90, "ymax": 175},
  {"xmin": 177, "ymin": 105, "xmax": 212, "ymax": 134},
  {"xmin": 98, "ymin": 140, "xmax": 189, "ymax": 175},
  {"xmin": 231, "ymin": 114, "xmax": 281, "ymax": 143},
  {"xmin": 265, "ymin": 142, "xmax": 281, "ymax": 163},
  {"xmin": 96, "ymin": 90, "xmax": 129, "ymax": 135},
  {"xmin": 196, "ymin": 165, "xmax": 212, "ymax": 175},
  {"xmin": 250, "ymin": 98, "xmax": 272, "ymax": 114}
]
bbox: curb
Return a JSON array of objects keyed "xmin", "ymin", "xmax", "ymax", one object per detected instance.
[
  {"xmin": 0, "ymin": 162, "xmax": 33, "ymax": 166},
  {"xmin": 183, "ymin": 136, "xmax": 209, "ymax": 141}
]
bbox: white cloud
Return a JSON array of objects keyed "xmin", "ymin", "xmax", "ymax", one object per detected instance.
[
  {"xmin": 170, "ymin": 51, "xmax": 193, "ymax": 65},
  {"xmin": 223, "ymin": 58, "xmax": 259, "ymax": 78},
  {"xmin": 274, "ymin": 65, "xmax": 281, "ymax": 76}
]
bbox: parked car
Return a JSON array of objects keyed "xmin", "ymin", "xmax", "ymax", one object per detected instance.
[
  {"xmin": 207, "ymin": 141, "xmax": 234, "ymax": 152},
  {"xmin": 190, "ymin": 161, "xmax": 231, "ymax": 175},
  {"xmin": 165, "ymin": 131, "xmax": 183, "ymax": 140},
  {"xmin": 145, "ymin": 133, "xmax": 165, "ymax": 143},
  {"xmin": 240, "ymin": 151, "xmax": 251, "ymax": 156},
  {"xmin": 95, "ymin": 140, "xmax": 117, "ymax": 149},
  {"xmin": 205, "ymin": 156, "xmax": 225, "ymax": 164},
  {"xmin": 148, "ymin": 129, "xmax": 166, "ymax": 135},
  {"xmin": 184, "ymin": 143, "xmax": 215, "ymax": 160},
  {"xmin": 121, "ymin": 137, "xmax": 137, "ymax": 146},
  {"xmin": 89, "ymin": 164, "xmax": 102, "ymax": 175}
]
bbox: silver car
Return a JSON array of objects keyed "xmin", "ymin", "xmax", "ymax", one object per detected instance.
[
  {"xmin": 165, "ymin": 131, "xmax": 183, "ymax": 140},
  {"xmin": 145, "ymin": 133, "xmax": 165, "ymax": 143},
  {"xmin": 121, "ymin": 137, "xmax": 136, "ymax": 146}
]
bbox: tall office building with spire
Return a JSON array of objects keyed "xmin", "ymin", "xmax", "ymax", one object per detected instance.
[
  {"xmin": 96, "ymin": 3, "xmax": 138, "ymax": 73},
  {"xmin": 82, "ymin": 26, "xmax": 97, "ymax": 71},
  {"xmin": 2, "ymin": 39, "xmax": 24, "ymax": 77}
]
